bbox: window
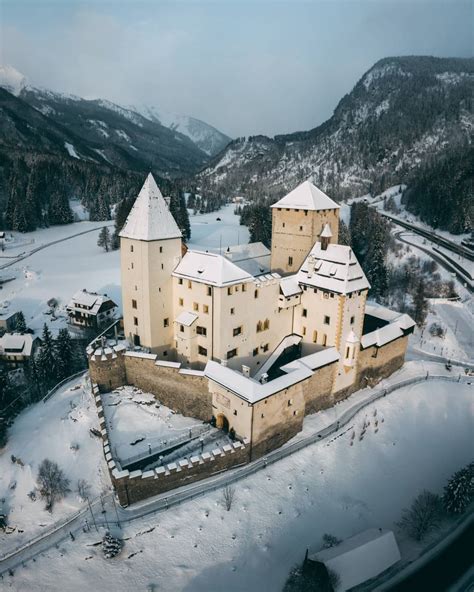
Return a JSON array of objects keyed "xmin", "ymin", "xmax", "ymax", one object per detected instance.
[
  {"xmin": 302, "ymin": 308, "xmax": 307, "ymax": 318},
  {"xmin": 160, "ymin": 246, "xmax": 163, "ymax": 253},
  {"xmin": 130, "ymin": 245, "xmax": 134, "ymax": 253},
  {"xmin": 161, "ymin": 263, "xmax": 164, "ymax": 270},
  {"xmin": 299, "ymin": 226, "xmax": 303, "ymax": 231},
  {"xmin": 288, "ymin": 256, "xmax": 293, "ymax": 266},
  {"xmin": 230, "ymin": 307, "xmax": 235, "ymax": 315},
  {"xmin": 233, "ymin": 410, "xmax": 237, "ymax": 416},
  {"xmin": 131, "ymin": 262, "xmax": 134, "ymax": 269},
  {"xmin": 198, "ymin": 345, "xmax": 207, "ymax": 356},
  {"xmin": 133, "ymin": 334, "xmax": 140, "ymax": 346},
  {"xmin": 178, "ymin": 278, "xmax": 183, "ymax": 285},
  {"xmin": 135, "ymin": 285, "xmax": 138, "ymax": 291},
  {"xmin": 313, "ymin": 288, "xmax": 317, "ymax": 294},
  {"xmin": 179, "ymin": 298, "xmax": 184, "ymax": 306},
  {"xmin": 330, "ymin": 293, "xmax": 334, "ymax": 298},
  {"xmin": 227, "ymin": 286, "xmax": 233, "ymax": 295},
  {"xmin": 304, "ymin": 210, "xmax": 308, "ymax": 216},
  {"xmin": 196, "ymin": 326, "xmax": 207, "ymax": 336},
  {"xmin": 324, "ymin": 315, "xmax": 330, "ymax": 325},
  {"xmin": 350, "ymin": 316, "xmax": 355, "ymax": 325},
  {"xmin": 188, "ymin": 280, "xmax": 192, "ymax": 289},
  {"xmin": 203, "ymin": 304, "xmax": 209, "ymax": 314},
  {"xmin": 261, "ymin": 413, "xmax": 265, "ymax": 418},
  {"xmin": 133, "ymin": 317, "xmax": 138, "ymax": 326},
  {"xmin": 322, "ymin": 334, "xmax": 327, "ymax": 346},
  {"xmin": 262, "ymin": 343, "xmax": 269, "ymax": 352},
  {"xmin": 253, "ymin": 348, "xmax": 258, "ymax": 357},
  {"xmin": 163, "ymin": 318, "xmax": 169, "ymax": 327},
  {"xmin": 345, "ymin": 346, "xmax": 350, "ymax": 359},
  {"xmin": 282, "ymin": 222, "xmax": 285, "ymax": 228},
  {"xmin": 193, "ymin": 302, "xmax": 199, "ymax": 312},
  {"xmin": 288, "ymin": 399, "xmax": 293, "ymax": 406},
  {"xmin": 207, "ymin": 286, "xmax": 212, "ymax": 296},
  {"xmin": 302, "ymin": 326, "xmax": 306, "ymax": 336},
  {"xmin": 179, "ymin": 325, "xmax": 184, "ymax": 333},
  {"xmin": 233, "ymin": 326, "xmax": 242, "ymax": 337},
  {"xmin": 323, "ymin": 291, "xmax": 329, "ymax": 299},
  {"xmin": 256, "ymin": 321, "xmax": 263, "ymax": 333},
  {"xmin": 312, "ymin": 330, "xmax": 318, "ymax": 343},
  {"xmin": 163, "ymin": 350, "xmax": 167, "ymax": 356},
  {"xmin": 227, "ymin": 348, "xmax": 237, "ymax": 360},
  {"xmin": 235, "ymin": 285, "xmax": 239, "ymax": 292},
  {"xmin": 242, "ymin": 284, "xmax": 246, "ymax": 292},
  {"xmin": 254, "ymin": 289, "xmax": 259, "ymax": 299},
  {"xmin": 132, "ymin": 299, "xmax": 137, "ymax": 309}
]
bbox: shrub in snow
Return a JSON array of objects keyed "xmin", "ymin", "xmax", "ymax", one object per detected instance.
[
  {"xmin": 429, "ymin": 322, "xmax": 445, "ymax": 338},
  {"xmin": 222, "ymin": 485, "xmax": 235, "ymax": 511},
  {"xmin": 398, "ymin": 490, "xmax": 443, "ymax": 541},
  {"xmin": 37, "ymin": 458, "xmax": 70, "ymax": 512},
  {"xmin": 70, "ymin": 442, "xmax": 80, "ymax": 452},
  {"xmin": 443, "ymin": 462, "xmax": 474, "ymax": 515},
  {"xmin": 77, "ymin": 479, "xmax": 91, "ymax": 502},
  {"xmin": 102, "ymin": 531, "xmax": 123, "ymax": 559},
  {"xmin": 322, "ymin": 533, "xmax": 341, "ymax": 549},
  {"xmin": 0, "ymin": 510, "xmax": 7, "ymax": 531}
]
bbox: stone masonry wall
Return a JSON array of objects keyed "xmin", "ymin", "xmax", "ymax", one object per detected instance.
[
  {"xmin": 124, "ymin": 355, "xmax": 211, "ymax": 421},
  {"xmin": 302, "ymin": 361, "xmax": 338, "ymax": 415}
]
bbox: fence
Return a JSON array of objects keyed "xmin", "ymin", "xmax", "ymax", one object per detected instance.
[
  {"xmin": 0, "ymin": 370, "xmax": 471, "ymax": 576},
  {"xmin": 42, "ymin": 370, "xmax": 88, "ymax": 403}
]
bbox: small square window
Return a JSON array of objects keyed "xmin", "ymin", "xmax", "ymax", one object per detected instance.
[
  {"xmin": 299, "ymin": 226, "xmax": 303, "ymax": 231},
  {"xmin": 203, "ymin": 304, "xmax": 209, "ymax": 314},
  {"xmin": 193, "ymin": 302, "xmax": 199, "ymax": 312},
  {"xmin": 233, "ymin": 410, "xmax": 237, "ymax": 416},
  {"xmin": 302, "ymin": 308, "xmax": 307, "ymax": 318},
  {"xmin": 324, "ymin": 315, "xmax": 330, "ymax": 325},
  {"xmin": 226, "ymin": 348, "xmax": 237, "ymax": 360},
  {"xmin": 227, "ymin": 286, "xmax": 233, "ymax": 295},
  {"xmin": 233, "ymin": 326, "xmax": 242, "ymax": 337},
  {"xmin": 178, "ymin": 278, "xmax": 183, "ymax": 285},
  {"xmin": 198, "ymin": 345, "xmax": 207, "ymax": 356},
  {"xmin": 179, "ymin": 298, "xmax": 184, "ymax": 306}
]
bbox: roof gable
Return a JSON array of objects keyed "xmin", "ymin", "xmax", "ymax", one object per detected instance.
[
  {"xmin": 271, "ymin": 180, "xmax": 340, "ymax": 211},
  {"xmin": 173, "ymin": 250, "xmax": 253, "ymax": 287},
  {"xmin": 119, "ymin": 173, "xmax": 182, "ymax": 242}
]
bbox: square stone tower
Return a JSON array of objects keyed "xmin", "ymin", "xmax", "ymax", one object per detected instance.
[
  {"xmin": 120, "ymin": 173, "xmax": 182, "ymax": 353},
  {"xmin": 270, "ymin": 180, "xmax": 340, "ymax": 275}
]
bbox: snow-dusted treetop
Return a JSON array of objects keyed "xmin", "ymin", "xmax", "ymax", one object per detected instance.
[
  {"xmin": 119, "ymin": 173, "xmax": 182, "ymax": 242},
  {"xmin": 271, "ymin": 180, "xmax": 340, "ymax": 211}
]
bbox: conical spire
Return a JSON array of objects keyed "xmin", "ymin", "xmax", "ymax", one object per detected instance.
[{"xmin": 119, "ymin": 173, "xmax": 182, "ymax": 241}]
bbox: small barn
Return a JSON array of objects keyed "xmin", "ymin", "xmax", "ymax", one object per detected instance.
[{"xmin": 309, "ymin": 529, "xmax": 401, "ymax": 591}]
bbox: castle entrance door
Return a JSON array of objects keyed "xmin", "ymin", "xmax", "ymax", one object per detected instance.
[{"xmin": 216, "ymin": 414, "xmax": 229, "ymax": 433}]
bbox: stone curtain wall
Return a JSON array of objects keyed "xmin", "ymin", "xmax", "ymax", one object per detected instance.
[
  {"xmin": 124, "ymin": 355, "xmax": 211, "ymax": 421},
  {"xmin": 302, "ymin": 361, "xmax": 337, "ymax": 415},
  {"xmin": 356, "ymin": 336, "xmax": 408, "ymax": 391}
]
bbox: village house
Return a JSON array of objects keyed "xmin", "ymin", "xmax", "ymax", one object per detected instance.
[
  {"xmin": 67, "ymin": 289, "xmax": 117, "ymax": 332},
  {"xmin": 0, "ymin": 333, "xmax": 41, "ymax": 367}
]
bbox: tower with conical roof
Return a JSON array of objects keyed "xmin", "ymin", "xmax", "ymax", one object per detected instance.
[
  {"xmin": 270, "ymin": 180, "xmax": 340, "ymax": 274},
  {"xmin": 120, "ymin": 173, "xmax": 182, "ymax": 353}
]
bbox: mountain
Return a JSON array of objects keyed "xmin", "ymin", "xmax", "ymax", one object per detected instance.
[
  {"xmin": 129, "ymin": 104, "xmax": 231, "ymax": 156},
  {"xmin": 199, "ymin": 56, "xmax": 473, "ymax": 232}
]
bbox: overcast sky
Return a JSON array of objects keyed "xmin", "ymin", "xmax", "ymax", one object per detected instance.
[{"xmin": 1, "ymin": 0, "xmax": 472, "ymax": 137}]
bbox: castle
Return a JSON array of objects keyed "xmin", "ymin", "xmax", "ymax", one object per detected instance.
[{"xmin": 89, "ymin": 173, "xmax": 414, "ymax": 462}]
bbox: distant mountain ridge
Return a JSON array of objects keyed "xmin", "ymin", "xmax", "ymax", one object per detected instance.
[{"xmin": 199, "ymin": 56, "xmax": 473, "ymax": 232}]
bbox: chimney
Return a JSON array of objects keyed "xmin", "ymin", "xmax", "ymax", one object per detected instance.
[
  {"xmin": 260, "ymin": 373, "xmax": 268, "ymax": 384},
  {"xmin": 320, "ymin": 223, "xmax": 333, "ymax": 251},
  {"xmin": 242, "ymin": 365, "xmax": 250, "ymax": 378}
]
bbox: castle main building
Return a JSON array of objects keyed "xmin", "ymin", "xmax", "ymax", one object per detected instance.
[{"xmin": 91, "ymin": 173, "xmax": 414, "ymax": 464}]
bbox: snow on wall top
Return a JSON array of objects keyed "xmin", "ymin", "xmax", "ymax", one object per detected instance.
[
  {"xmin": 119, "ymin": 173, "xmax": 182, "ymax": 242},
  {"xmin": 310, "ymin": 528, "xmax": 401, "ymax": 591},
  {"xmin": 271, "ymin": 180, "xmax": 340, "ymax": 211},
  {"xmin": 297, "ymin": 242, "xmax": 370, "ymax": 295}
]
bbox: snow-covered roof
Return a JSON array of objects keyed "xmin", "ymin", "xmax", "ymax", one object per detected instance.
[
  {"xmin": 321, "ymin": 223, "xmax": 333, "ymax": 238},
  {"xmin": 280, "ymin": 275, "xmax": 302, "ymax": 297},
  {"xmin": 173, "ymin": 250, "xmax": 253, "ymax": 287},
  {"xmin": 346, "ymin": 330, "xmax": 360, "ymax": 344},
  {"xmin": 67, "ymin": 290, "xmax": 117, "ymax": 316},
  {"xmin": 0, "ymin": 333, "xmax": 37, "ymax": 357},
  {"xmin": 362, "ymin": 304, "xmax": 415, "ymax": 349},
  {"xmin": 119, "ymin": 173, "xmax": 182, "ymax": 242},
  {"xmin": 281, "ymin": 347, "xmax": 340, "ymax": 372},
  {"xmin": 175, "ymin": 311, "xmax": 198, "ymax": 327},
  {"xmin": 310, "ymin": 528, "xmax": 400, "ymax": 592},
  {"xmin": 271, "ymin": 180, "xmax": 340, "ymax": 211},
  {"xmin": 297, "ymin": 242, "xmax": 370, "ymax": 295},
  {"xmin": 223, "ymin": 242, "xmax": 271, "ymax": 276}
]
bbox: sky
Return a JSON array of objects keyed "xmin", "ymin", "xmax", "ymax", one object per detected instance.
[{"xmin": 0, "ymin": 0, "xmax": 472, "ymax": 137}]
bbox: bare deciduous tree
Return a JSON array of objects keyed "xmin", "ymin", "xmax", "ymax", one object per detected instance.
[
  {"xmin": 398, "ymin": 490, "xmax": 443, "ymax": 541},
  {"xmin": 77, "ymin": 478, "xmax": 91, "ymax": 502},
  {"xmin": 222, "ymin": 485, "xmax": 235, "ymax": 511},
  {"xmin": 37, "ymin": 459, "xmax": 70, "ymax": 512}
]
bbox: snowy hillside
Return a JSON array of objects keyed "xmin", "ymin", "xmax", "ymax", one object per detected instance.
[
  {"xmin": 0, "ymin": 64, "xmax": 27, "ymax": 96},
  {"xmin": 199, "ymin": 56, "xmax": 474, "ymax": 229},
  {"xmin": 130, "ymin": 104, "xmax": 231, "ymax": 156}
]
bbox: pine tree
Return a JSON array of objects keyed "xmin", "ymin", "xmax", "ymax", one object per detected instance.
[
  {"xmin": 15, "ymin": 311, "xmax": 27, "ymax": 334},
  {"xmin": 413, "ymin": 279, "xmax": 428, "ymax": 326},
  {"xmin": 443, "ymin": 463, "xmax": 474, "ymax": 514},
  {"xmin": 102, "ymin": 531, "xmax": 123, "ymax": 558},
  {"xmin": 365, "ymin": 225, "xmax": 389, "ymax": 300},
  {"xmin": 97, "ymin": 227, "xmax": 111, "ymax": 252},
  {"xmin": 37, "ymin": 324, "xmax": 59, "ymax": 388},
  {"xmin": 55, "ymin": 328, "xmax": 75, "ymax": 380},
  {"xmin": 338, "ymin": 220, "xmax": 351, "ymax": 246}
]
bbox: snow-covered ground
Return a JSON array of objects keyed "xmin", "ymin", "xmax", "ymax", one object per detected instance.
[
  {"xmin": 0, "ymin": 375, "xmax": 109, "ymax": 548},
  {"xmin": 187, "ymin": 204, "xmax": 249, "ymax": 251},
  {"xmin": 2, "ymin": 378, "xmax": 472, "ymax": 591},
  {"xmin": 103, "ymin": 387, "xmax": 208, "ymax": 463}
]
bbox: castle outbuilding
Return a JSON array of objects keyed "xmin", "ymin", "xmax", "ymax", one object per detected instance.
[{"xmin": 90, "ymin": 173, "xmax": 414, "ymax": 464}]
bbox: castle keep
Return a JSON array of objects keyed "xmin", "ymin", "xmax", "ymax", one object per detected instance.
[{"xmin": 89, "ymin": 174, "xmax": 414, "ymax": 469}]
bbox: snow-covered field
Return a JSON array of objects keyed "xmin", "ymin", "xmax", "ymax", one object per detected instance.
[
  {"xmin": 0, "ymin": 375, "xmax": 109, "ymax": 547},
  {"xmin": 187, "ymin": 204, "xmax": 249, "ymax": 251},
  {"xmin": 1, "ymin": 378, "xmax": 472, "ymax": 591}
]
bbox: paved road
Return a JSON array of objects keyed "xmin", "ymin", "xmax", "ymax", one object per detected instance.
[{"xmin": 0, "ymin": 369, "xmax": 471, "ymax": 577}]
